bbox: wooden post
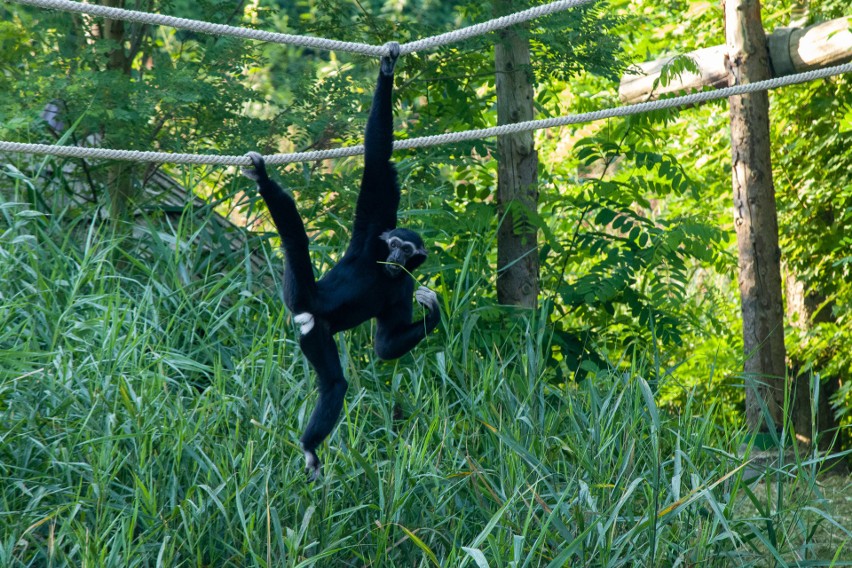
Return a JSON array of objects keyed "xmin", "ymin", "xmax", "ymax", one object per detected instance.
[
  {"xmin": 725, "ymin": 0, "xmax": 787, "ymax": 431},
  {"xmin": 103, "ymin": 0, "xmax": 135, "ymax": 218},
  {"xmin": 494, "ymin": 2, "xmax": 539, "ymax": 308}
]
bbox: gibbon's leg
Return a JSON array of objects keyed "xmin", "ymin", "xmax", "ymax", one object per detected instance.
[
  {"xmin": 298, "ymin": 318, "xmax": 348, "ymax": 482},
  {"xmin": 243, "ymin": 152, "xmax": 316, "ymax": 321},
  {"xmin": 244, "ymin": 152, "xmax": 343, "ymax": 481}
]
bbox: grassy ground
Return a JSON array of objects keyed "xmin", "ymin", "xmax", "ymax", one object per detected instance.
[{"xmin": 1, "ymin": 197, "xmax": 850, "ymax": 566}]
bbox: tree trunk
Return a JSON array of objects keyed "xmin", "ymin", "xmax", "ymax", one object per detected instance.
[
  {"xmin": 725, "ymin": 0, "xmax": 788, "ymax": 432},
  {"xmin": 103, "ymin": 0, "xmax": 135, "ymax": 218},
  {"xmin": 494, "ymin": 2, "xmax": 539, "ymax": 308},
  {"xmin": 785, "ymin": 274, "xmax": 842, "ymax": 449}
]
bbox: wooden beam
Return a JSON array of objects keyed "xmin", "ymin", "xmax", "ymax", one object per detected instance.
[{"xmin": 620, "ymin": 16, "xmax": 852, "ymax": 103}]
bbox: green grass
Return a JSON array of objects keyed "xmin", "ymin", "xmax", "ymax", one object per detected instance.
[{"xmin": 1, "ymin": 195, "xmax": 850, "ymax": 567}]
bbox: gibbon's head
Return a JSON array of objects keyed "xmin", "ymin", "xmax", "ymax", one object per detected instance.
[{"xmin": 380, "ymin": 228, "xmax": 427, "ymax": 277}]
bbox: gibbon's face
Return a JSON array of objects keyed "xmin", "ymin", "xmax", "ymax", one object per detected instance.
[{"xmin": 380, "ymin": 229, "xmax": 427, "ymax": 277}]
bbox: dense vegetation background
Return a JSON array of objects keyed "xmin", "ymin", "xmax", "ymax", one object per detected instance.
[{"xmin": 1, "ymin": 0, "xmax": 850, "ymax": 565}]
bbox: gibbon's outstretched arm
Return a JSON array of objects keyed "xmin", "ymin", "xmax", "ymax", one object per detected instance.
[
  {"xmin": 351, "ymin": 42, "xmax": 401, "ymax": 245},
  {"xmin": 374, "ymin": 286, "xmax": 441, "ymax": 360}
]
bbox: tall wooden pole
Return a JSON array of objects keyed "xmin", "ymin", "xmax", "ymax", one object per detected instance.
[
  {"xmin": 725, "ymin": 0, "xmax": 787, "ymax": 431},
  {"xmin": 104, "ymin": 0, "xmax": 134, "ymax": 218},
  {"xmin": 494, "ymin": 1, "xmax": 539, "ymax": 308}
]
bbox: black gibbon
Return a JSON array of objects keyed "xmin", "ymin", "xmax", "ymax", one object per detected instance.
[{"xmin": 242, "ymin": 43, "xmax": 440, "ymax": 481}]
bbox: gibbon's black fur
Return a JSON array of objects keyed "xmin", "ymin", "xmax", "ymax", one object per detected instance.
[{"xmin": 242, "ymin": 43, "xmax": 440, "ymax": 481}]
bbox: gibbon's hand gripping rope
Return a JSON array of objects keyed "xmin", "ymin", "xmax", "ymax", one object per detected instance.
[
  {"xmin": 10, "ymin": 0, "xmax": 599, "ymax": 57},
  {"xmin": 1, "ymin": 63, "xmax": 850, "ymax": 165}
]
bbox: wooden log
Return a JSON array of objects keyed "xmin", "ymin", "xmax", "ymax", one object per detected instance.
[
  {"xmin": 768, "ymin": 17, "xmax": 852, "ymax": 74},
  {"xmin": 619, "ymin": 46, "xmax": 728, "ymax": 104},
  {"xmin": 619, "ymin": 16, "xmax": 852, "ymax": 103}
]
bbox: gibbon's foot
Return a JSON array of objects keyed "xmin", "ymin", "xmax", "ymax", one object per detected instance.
[
  {"xmin": 293, "ymin": 312, "xmax": 315, "ymax": 335},
  {"xmin": 414, "ymin": 286, "xmax": 438, "ymax": 311},
  {"xmin": 241, "ymin": 151, "xmax": 268, "ymax": 182},
  {"xmin": 381, "ymin": 42, "xmax": 400, "ymax": 76},
  {"xmin": 304, "ymin": 449, "xmax": 321, "ymax": 483}
]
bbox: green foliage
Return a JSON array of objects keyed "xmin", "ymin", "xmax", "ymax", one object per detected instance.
[
  {"xmin": 212, "ymin": 0, "xmax": 628, "ymax": 377},
  {"xmin": 534, "ymin": 126, "xmax": 731, "ymax": 380},
  {"xmin": 0, "ymin": 2, "xmax": 266, "ymax": 155},
  {"xmin": 655, "ymin": 54, "xmax": 701, "ymax": 90},
  {"xmin": 2, "ymin": 0, "xmax": 851, "ymax": 562},
  {"xmin": 603, "ymin": 0, "xmax": 852, "ymax": 423},
  {"xmin": 0, "ymin": 186, "xmax": 849, "ymax": 565},
  {"xmin": 772, "ymin": 73, "xmax": 852, "ymax": 414},
  {"xmin": 4, "ymin": 0, "xmax": 740, "ymax": 410}
]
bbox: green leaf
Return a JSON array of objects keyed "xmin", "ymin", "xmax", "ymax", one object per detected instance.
[
  {"xmin": 461, "ymin": 547, "xmax": 490, "ymax": 568},
  {"xmin": 398, "ymin": 526, "xmax": 440, "ymax": 567}
]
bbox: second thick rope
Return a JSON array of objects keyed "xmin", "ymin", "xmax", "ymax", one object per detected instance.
[{"xmin": 1, "ymin": 63, "xmax": 850, "ymax": 165}]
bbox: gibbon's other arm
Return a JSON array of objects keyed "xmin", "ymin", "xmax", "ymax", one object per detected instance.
[{"xmin": 374, "ymin": 286, "xmax": 440, "ymax": 360}]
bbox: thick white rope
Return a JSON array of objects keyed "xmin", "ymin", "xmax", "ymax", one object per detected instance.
[
  {"xmin": 398, "ymin": 0, "xmax": 598, "ymax": 55},
  {"xmin": 11, "ymin": 0, "xmax": 597, "ymax": 57},
  {"xmin": 394, "ymin": 63, "xmax": 852, "ymax": 150},
  {"xmin": 1, "ymin": 63, "xmax": 849, "ymax": 165},
  {"xmin": 13, "ymin": 0, "xmax": 385, "ymax": 57}
]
